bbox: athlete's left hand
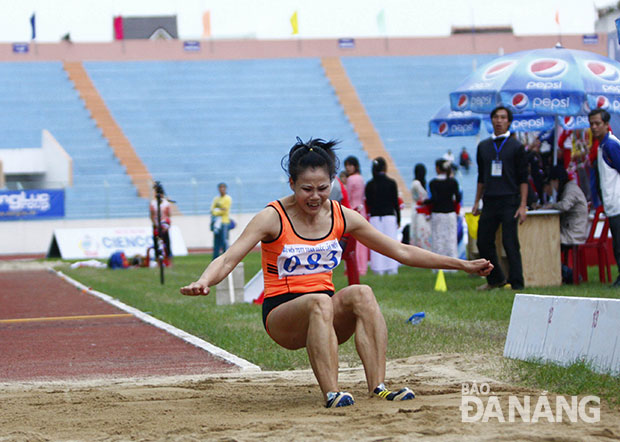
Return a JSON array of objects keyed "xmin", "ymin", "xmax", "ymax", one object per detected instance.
[{"xmin": 463, "ymin": 259, "xmax": 493, "ymax": 276}]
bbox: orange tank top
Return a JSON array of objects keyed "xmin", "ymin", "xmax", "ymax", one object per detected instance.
[{"xmin": 261, "ymin": 200, "xmax": 346, "ymax": 298}]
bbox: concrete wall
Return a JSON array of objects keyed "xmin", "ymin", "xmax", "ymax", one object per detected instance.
[
  {"xmin": 42, "ymin": 130, "xmax": 73, "ymax": 188},
  {"xmin": 0, "ymin": 130, "xmax": 72, "ymax": 190},
  {"xmin": 0, "ymin": 34, "xmax": 607, "ymax": 62},
  {"xmin": 0, "ymin": 212, "xmax": 253, "ymax": 256}
]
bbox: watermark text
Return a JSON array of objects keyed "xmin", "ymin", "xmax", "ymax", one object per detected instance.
[{"xmin": 460, "ymin": 382, "xmax": 600, "ymax": 423}]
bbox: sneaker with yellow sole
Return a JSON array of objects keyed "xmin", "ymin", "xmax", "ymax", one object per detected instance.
[{"xmin": 373, "ymin": 383, "xmax": 415, "ymax": 401}]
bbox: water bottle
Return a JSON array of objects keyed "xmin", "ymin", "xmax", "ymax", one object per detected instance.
[{"xmin": 407, "ymin": 312, "xmax": 425, "ymax": 325}]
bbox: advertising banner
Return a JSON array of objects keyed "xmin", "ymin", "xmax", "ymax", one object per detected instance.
[
  {"xmin": 12, "ymin": 43, "xmax": 29, "ymax": 53},
  {"xmin": 0, "ymin": 189, "xmax": 64, "ymax": 220},
  {"xmin": 48, "ymin": 225, "xmax": 188, "ymax": 259}
]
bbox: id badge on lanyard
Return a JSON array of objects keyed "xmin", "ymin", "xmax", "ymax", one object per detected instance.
[
  {"xmin": 491, "ymin": 160, "xmax": 502, "ymax": 177},
  {"xmin": 491, "ymin": 137, "xmax": 508, "ymax": 177}
]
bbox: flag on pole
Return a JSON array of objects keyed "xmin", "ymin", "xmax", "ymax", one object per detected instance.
[
  {"xmin": 30, "ymin": 13, "xmax": 36, "ymax": 40},
  {"xmin": 554, "ymin": 10, "xmax": 560, "ymax": 26},
  {"xmin": 113, "ymin": 16, "xmax": 124, "ymax": 40},
  {"xmin": 290, "ymin": 11, "xmax": 298, "ymax": 35},
  {"xmin": 377, "ymin": 9, "xmax": 386, "ymax": 34},
  {"xmin": 202, "ymin": 11, "xmax": 211, "ymax": 38}
]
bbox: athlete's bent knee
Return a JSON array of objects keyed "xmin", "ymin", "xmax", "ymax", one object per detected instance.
[
  {"xmin": 307, "ymin": 293, "xmax": 335, "ymax": 323},
  {"xmin": 353, "ymin": 285, "xmax": 379, "ymax": 313}
]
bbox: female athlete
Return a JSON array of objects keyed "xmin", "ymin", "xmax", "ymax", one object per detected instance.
[{"xmin": 180, "ymin": 138, "xmax": 493, "ymax": 408}]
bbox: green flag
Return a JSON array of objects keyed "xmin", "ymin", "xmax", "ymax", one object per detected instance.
[{"xmin": 377, "ymin": 9, "xmax": 386, "ymax": 34}]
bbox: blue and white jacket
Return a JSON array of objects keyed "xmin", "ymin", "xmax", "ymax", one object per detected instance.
[{"xmin": 598, "ymin": 131, "xmax": 620, "ymax": 217}]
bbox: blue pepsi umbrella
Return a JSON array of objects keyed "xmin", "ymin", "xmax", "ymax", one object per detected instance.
[
  {"xmin": 428, "ymin": 105, "xmax": 480, "ymax": 137},
  {"xmin": 480, "ymin": 113, "xmax": 589, "ymax": 133},
  {"xmin": 429, "ymin": 104, "xmax": 557, "ymax": 137},
  {"xmin": 557, "ymin": 114, "xmax": 591, "ymax": 130},
  {"xmin": 449, "ymin": 45, "xmax": 620, "ymax": 116}
]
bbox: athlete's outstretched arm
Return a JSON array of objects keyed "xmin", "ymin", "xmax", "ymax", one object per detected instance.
[
  {"xmin": 180, "ymin": 208, "xmax": 279, "ymax": 296},
  {"xmin": 343, "ymin": 206, "xmax": 492, "ymax": 276}
]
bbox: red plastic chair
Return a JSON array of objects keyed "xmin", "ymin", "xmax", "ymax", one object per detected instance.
[{"xmin": 577, "ymin": 207, "xmax": 612, "ymax": 283}]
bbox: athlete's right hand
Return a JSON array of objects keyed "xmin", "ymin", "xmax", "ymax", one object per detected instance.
[{"xmin": 180, "ymin": 281, "xmax": 210, "ymax": 296}]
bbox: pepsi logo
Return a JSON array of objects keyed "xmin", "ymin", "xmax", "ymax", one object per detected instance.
[
  {"xmin": 457, "ymin": 94, "xmax": 468, "ymax": 109},
  {"xmin": 511, "ymin": 93, "xmax": 529, "ymax": 110},
  {"xmin": 483, "ymin": 60, "xmax": 516, "ymax": 80},
  {"xmin": 587, "ymin": 61, "xmax": 620, "ymax": 82},
  {"xmin": 533, "ymin": 97, "xmax": 571, "ymax": 111},
  {"xmin": 596, "ymin": 95, "xmax": 610, "ymax": 109},
  {"xmin": 438, "ymin": 122, "xmax": 449, "ymax": 135},
  {"xmin": 564, "ymin": 116, "xmax": 574, "ymax": 127},
  {"xmin": 511, "ymin": 117, "xmax": 546, "ymax": 131},
  {"xmin": 529, "ymin": 59, "xmax": 567, "ymax": 79}
]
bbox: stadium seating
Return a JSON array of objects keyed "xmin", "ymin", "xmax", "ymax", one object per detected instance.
[
  {"xmin": 1, "ymin": 55, "xmax": 504, "ymax": 220},
  {"xmin": 0, "ymin": 62, "xmax": 147, "ymax": 219},
  {"xmin": 341, "ymin": 55, "xmax": 496, "ymax": 206},
  {"xmin": 84, "ymin": 59, "xmax": 372, "ymax": 214}
]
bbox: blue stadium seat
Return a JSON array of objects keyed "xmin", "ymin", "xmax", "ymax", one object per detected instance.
[
  {"xmin": 85, "ymin": 59, "xmax": 372, "ymax": 214},
  {"xmin": 0, "ymin": 62, "xmax": 146, "ymax": 219},
  {"xmin": 2, "ymin": 55, "xmax": 506, "ymax": 222}
]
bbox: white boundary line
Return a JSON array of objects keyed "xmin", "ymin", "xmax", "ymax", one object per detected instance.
[{"xmin": 52, "ymin": 269, "xmax": 261, "ymax": 373}]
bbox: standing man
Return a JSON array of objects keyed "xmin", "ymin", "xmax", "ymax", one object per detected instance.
[
  {"xmin": 150, "ymin": 182, "xmax": 173, "ymax": 266},
  {"xmin": 589, "ymin": 108, "xmax": 620, "ymax": 287},
  {"xmin": 472, "ymin": 106, "xmax": 528, "ymax": 290},
  {"xmin": 211, "ymin": 182, "xmax": 232, "ymax": 259}
]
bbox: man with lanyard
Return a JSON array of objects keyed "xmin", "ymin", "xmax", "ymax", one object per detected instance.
[
  {"xmin": 472, "ymin": 106, "xmax": 528, "ymax": 290},
  {"xmin": 589, "ymin": 108, "xmax": 620, "ymax": 287}
]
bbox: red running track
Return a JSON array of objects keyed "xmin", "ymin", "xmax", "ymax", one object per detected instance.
[{"xmin": 0, "ymin": 270, "xmax": 239, "ymax": 381}]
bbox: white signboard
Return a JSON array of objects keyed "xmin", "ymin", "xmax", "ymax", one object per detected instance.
[
  {"xmin": 48, "ymin": 226, "xmax": 187, "ymax": 259},
  {"xmin": 504, "ymin": 294, "xmax": 620, "ymax": 375}
]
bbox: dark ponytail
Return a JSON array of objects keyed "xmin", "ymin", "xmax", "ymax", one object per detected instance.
[
  {"xmin": 371, "ymin": 157, "xmax": 387, "ymax": 179},
  {"xmin": 281, "ymin": 137, "xmax": 339, "ymax": 182}
]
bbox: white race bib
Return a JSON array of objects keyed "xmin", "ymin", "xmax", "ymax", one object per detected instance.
[{"xmin": 277, "ymin": 239, "xmax": 342, "ymax": 279}]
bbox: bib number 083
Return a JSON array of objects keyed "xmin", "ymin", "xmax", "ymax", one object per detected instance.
[{"xmin": 282, "ymin": 250, "xmax": 339, "ymax": 274}]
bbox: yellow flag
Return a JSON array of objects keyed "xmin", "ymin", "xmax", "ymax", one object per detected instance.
[
  {"xmin": 290, "ymin": 11, "xmax": 299, "ymax": 35},
  {"xmin": 434, "ymin": 270, "xmax": 447, "ymax": 292}
]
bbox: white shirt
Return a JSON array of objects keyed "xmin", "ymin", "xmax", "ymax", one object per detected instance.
[{"xmin": 492, "ymin": 130, "xmax": 511, "ymax": 140}]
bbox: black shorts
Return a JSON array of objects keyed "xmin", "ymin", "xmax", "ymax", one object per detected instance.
[{"xmin": 261, "ymin": 290, "xmax": 334, "ymax": 330}]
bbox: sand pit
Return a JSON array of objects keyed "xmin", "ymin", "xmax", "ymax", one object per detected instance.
[{"xmin": 1, "ymin": 353, "xmax": 618, "ymax": 441}]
